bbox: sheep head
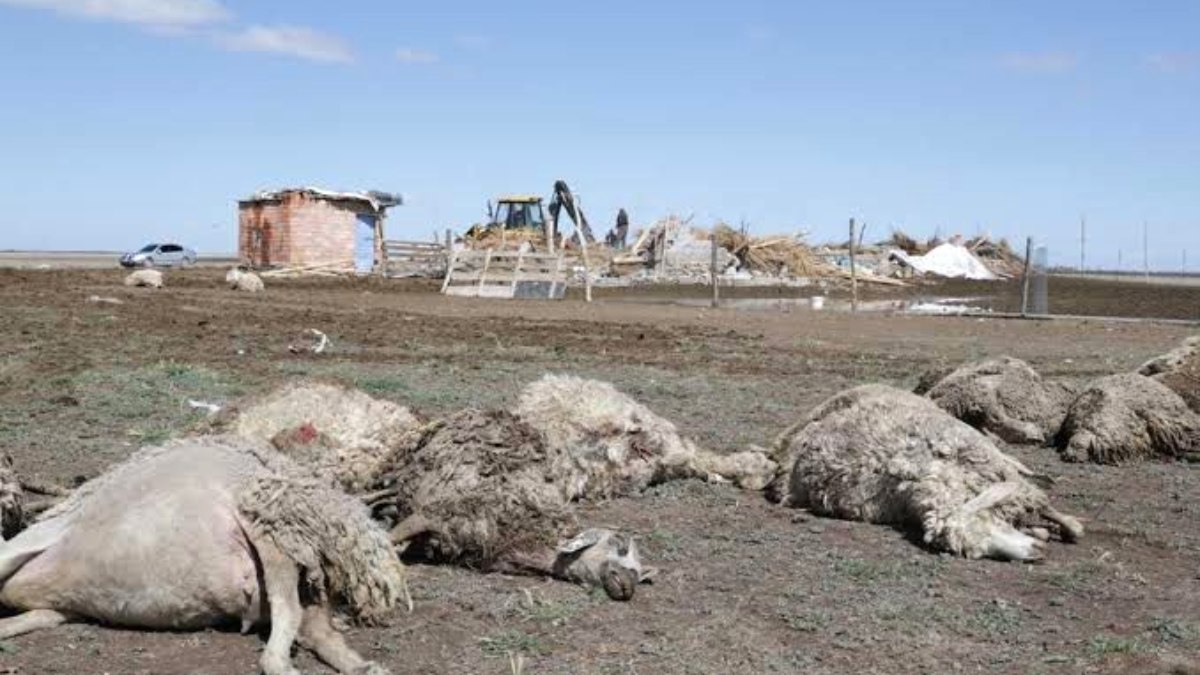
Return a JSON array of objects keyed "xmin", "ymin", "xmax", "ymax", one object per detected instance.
[{"xmin": 552, "ymin": 528, "xmax": 656, "ymax": 601}]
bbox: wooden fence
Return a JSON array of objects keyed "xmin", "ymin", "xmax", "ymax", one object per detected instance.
[
  {"xmin": 382, "ymin": 240, "xmax": 448, "ymax": 278},
  {"xmin": 441, "ymin": 249, "xmax": 567, "ymax": 299}
]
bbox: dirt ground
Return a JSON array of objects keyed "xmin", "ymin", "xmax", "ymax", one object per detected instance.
[{"xmin": 0, "ymin": 268, "xmax": 1197, "ymax": 675}]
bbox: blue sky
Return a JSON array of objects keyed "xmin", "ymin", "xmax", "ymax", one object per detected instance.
[{"xmin": 0, "ymin": 0, "xmax": 1196, "ymax": 269}]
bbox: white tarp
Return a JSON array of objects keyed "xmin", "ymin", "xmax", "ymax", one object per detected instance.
[{"xmin": 888, "ymin": 243, "xmax": 998, "ymax": 280}]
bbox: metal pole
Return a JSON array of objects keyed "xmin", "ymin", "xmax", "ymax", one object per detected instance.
[
  {"xmin": 1079, "ymin": 214, "xmax": 1086, "ymax": 275},
  {"xmin": 849, "ymin": 218, "xmax": 858, "ymax": 312},
  {"xmin": 710, "ymin": 232, "xmax": 719, "ymax": 308},
  {"xmin": 1021, "ymin": 236, "xmax": 1032, "ymax": 316},
  {"xmin": 1143, "ymin": 221, "xmax": 1150, "ymax": 283}
]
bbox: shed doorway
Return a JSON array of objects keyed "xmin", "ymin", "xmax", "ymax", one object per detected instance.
[{"xmin": 355, "ymin": 214, "xmax": 377, "ymax": 273}]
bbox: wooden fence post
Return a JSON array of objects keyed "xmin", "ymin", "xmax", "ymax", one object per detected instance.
[
  {"xmin": 849, "ymin": 218, "xmax": 858, "ymax": 312},
  {"xmin": 710, "ymin": 232, "xmax": 720, "ymax": 308},
  {"xmin": 1021, "ymin": 236, "xmax": 1033, "ymax": 316}
]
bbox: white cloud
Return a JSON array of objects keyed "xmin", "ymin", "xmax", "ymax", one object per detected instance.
[
  {"xmin": 1146, "ymin": 52, "xmax": 1199, "ymax": 74},
  {"xmin": 0, "ymin": 0, "xmax": 229, "ymax": 28},
  {"xmin": 395, "ymin": 47, "xmax": 438, "ymax": 64},
  {"xmin": 452, "ymin": 33, "xmax": 490, "ymax": 50},
  {"xmin": 999, "ymin": 51, "xmax": 1079, "ymax": 75},
  {"xmin": 217, "ymin": 25, "xmax": 354, "ymax": 64}
]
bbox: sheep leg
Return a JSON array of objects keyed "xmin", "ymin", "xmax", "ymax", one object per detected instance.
[
  {"xmin": 255, "ymin": 539, "xmax": 304, "ymax": 675},
  {"xmin": 988, "ymin": 411, "xmax": 1044, "ymax": 445},
  {"xmin": 1041, "ymin": 506, "xmax": 1084, "ymax": 543},
  {"xmin": 493, "ymin": 549, "xmax": 556, "ymax": 577},
  {"xmin": 389, "ymin": 513, "xmax": 433, "ymax": 544},
  {"xmin": 0, "ymin": 609, "xmax": 73, "ymax": 639},
  {"xmin": 358, "ymin": 486, "xmax": 400, "ymax": 507},
  {"xmin": 299, "ymin": 604, "xmax": 390, "ymax": 675}
]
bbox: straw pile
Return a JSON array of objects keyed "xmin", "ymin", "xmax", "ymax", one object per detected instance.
[
  {"xmin": 464, "ymin": 227, "xmax": 548, "ymax": 251},
  {"xmin": 713, "ymin": 224, "xmax": 836, "ymax": 277},
  {"xmin": 967, "ymin": 236, "xmax": 1024, "ymax": 277}
]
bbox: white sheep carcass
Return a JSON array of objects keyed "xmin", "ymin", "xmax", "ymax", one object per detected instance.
[
  {"xmin": 515, "ymin": 374, "xmax": 777, "ymax": 498},
  {"xmin": 226, "ymin": 266, "xmax": 265, "ymax": 293},
  {"xmin": 221, "ymin": 384, "xmax": 654, "ymax": 601},
  {"xmin": 368, "ymin": 409, "xmax": 655, "ymax": 600},
  {"xmin": 1138, "ymin": 335, "xmax": 1200, "ymax": 413},
  {"xmin": 768, "ymin": 384, "xmax": 1083, "ymax": 561},
  {"xmin": 921, "ymin": 356, "xmax": 1077, "ymax": 445},
  {"xmin": 0, "ymin": 455, "xmax": 23, "ymax": 541},
  {"xmin": 123, "ymin": 269, "xmax": 163, "ymax": 288},
  {"xmin": 0, "ymin": 436, "xmax": 407, "ymax": 675},
  {"xmin": 1055, "ymin": 373, "xmax": 1200, "ymax": 464},
  {"xmin": 217, "ymin": 380, "xmax": 426, "ymax": 491}
]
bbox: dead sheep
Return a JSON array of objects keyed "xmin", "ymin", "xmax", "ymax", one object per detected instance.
[
  {"xmin": 768, "ymin": 384, "xmax": 1083, "ymax": 561},
  {"xmin": 1138, "ymin": 335, "xmax": 1200, "ymax": 413},
  {"xmin": 514, "ymin": 373, "xmax": 777, "ymax": 497},
  {"xmin": 214, "ymin": 380, "xmax": 427, "ymax": 492},
  {"xmin": 1055, "ymin": 373, "xmax": 1200, "ymax": 464},
  {"xmin": 226, "ymin": 266, "xmax": 265, "ymax": 293},
  {"xmin": 0, "ymin": 436, "xmax": 407, "ymax": 675},
  {"xmin": 922, "ymin": 356, "xmax": 1077, "ymax": 445},
  {"xmin": 1138, "ymin": 336, "xmax": 1200, "ymax": 377},
  {"xmin": 369, "ymin": 409, "xmax": 654, "ymax": 600},
  {"xmin": 123, "ymin": 269, "xmax": 163, "ymax": 288},
  {"xmin": 0, "ymin": 455, "xmax": 23, "ymax": 540}
]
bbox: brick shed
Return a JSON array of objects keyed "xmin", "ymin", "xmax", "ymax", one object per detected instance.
[{"xmin": 238, "ymin": 187, "xmax": 402, "ymax": 273}]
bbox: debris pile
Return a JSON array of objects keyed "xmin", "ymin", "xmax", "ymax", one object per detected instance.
[
  {"xmin": 878, "ymin": 231, "xmax": 1023, "ymax": 280},
  {"xmin": 713, "ymin": 225, "xmax": 836, "ymax": 278},
  {"xmin": 889, "ymin": 241, "xmax": 999, "ymax": 280},
  {"xmin": 605, "ymin": 216, "xmax": 894, "ymax": 285}
]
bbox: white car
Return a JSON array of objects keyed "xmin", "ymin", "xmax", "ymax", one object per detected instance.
[{"xmin": 119, "ymin": 243, "xmax": 197, "ymax": 268}]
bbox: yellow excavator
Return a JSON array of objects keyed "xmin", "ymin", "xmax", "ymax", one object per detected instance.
[{"xmin": 466, "ymin": 180, "xmax": 596, "ymax": 251}]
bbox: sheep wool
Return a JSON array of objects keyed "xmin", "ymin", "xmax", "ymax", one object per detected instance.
[{"xmin": 769, "ymin": 384, "xmax": 1082, "ymax": 561}]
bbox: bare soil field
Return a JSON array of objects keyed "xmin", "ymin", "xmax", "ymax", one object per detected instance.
[{"xmin": 0, "ymin": 268, "xmax": 1197, "ymax": 674}]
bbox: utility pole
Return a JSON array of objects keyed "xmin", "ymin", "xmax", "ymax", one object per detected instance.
[
  {"xmin": 1117, "ymin": 249, "xmax": 1122, "ymax": 274},
  {"xmin": 1184, "ymin": 249, "xmax": 1189, "ymax": 276},
  {"xmin": 1079, "ymin": 214, "xmax": 1086, "ymax": 274},
  {"xmin": 1143, "ymin": 221, "xmax": 1150, "ymax": 283},
  {"xmin": 849, "ymin": 218, "xmax": 859, "ymax": 312}
]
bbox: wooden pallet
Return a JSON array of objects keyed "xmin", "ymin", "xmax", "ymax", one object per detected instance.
[{"xmin": 441, "ymin": 249, "xmax": 566, "ymax": 299}]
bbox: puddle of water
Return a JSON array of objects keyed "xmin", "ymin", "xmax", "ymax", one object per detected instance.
[{"xmin": 610, "ymin": 295, "xmax": 993, "ymax": 315}]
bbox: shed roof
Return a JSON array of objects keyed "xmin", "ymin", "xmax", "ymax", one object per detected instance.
[{"xmin": 239, "ymin": 186, "xmax": 403, "ymax": 212}]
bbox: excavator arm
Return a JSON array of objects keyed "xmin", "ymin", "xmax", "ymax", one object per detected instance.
[{"xmin": 548, "ymin": 179, "xmax": 596, "ymax": 244}]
